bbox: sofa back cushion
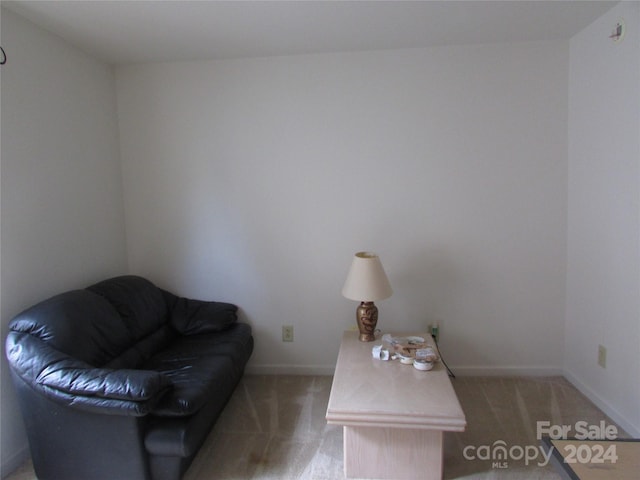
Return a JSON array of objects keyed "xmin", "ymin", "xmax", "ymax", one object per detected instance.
[
  {"xmin": 9, "ymin": 290, "xmax": 131, "ymax": 366},
  {"xmin": 9, "ymin": 276, "xmax": 172, "ymax": 368},
  {"xmin": 87, "ymin": 276, "xmax": 169, "ymax": 343},
  {"xmin": 87, "ymin": 276, "xmax": 173, "ymax": 368}
]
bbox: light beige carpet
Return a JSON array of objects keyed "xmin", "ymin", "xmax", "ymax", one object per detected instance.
[{"xmin": 6, "ymin": 375, "xmax": 628, "ymax": 480}]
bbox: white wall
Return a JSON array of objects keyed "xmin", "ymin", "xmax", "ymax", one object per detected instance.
[
  {"xmin": 116, "ymin": 41, "xmax": 569, "ymax": 376},
  {"xmin": 0, "ymin": 9, "xmax": 128, "ymax": 475},
  {"xmin": 565, "ymin": 1, "xmax": 640, "ymax": 437}
]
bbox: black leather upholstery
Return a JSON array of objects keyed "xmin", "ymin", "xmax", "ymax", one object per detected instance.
[{"xmin": 5, "ymin": 275, "xmax": 253, "ymax": 480}]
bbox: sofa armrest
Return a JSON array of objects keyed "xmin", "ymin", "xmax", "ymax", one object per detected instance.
[
  {"xmin": 7, "ymin": 331, "xmax": 171, "ymax": 416},
  {"xmin": 161, "ymin": 290, "xmax": 238, "ymax": 335}
]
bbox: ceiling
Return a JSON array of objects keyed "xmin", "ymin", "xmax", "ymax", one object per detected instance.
[{"xmin": 3, "ymin": 0, "xmax": 617, "ymax": 65}]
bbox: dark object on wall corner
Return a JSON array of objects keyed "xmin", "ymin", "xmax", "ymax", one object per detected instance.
[{"xmin": 5, "ymin": 275, "xmax": 254, "ymax": 480}]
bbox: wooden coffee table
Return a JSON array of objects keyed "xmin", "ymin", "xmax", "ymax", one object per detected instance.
[{"xmin": 326, "ymin": 331, "xmax": 466, "ymax": 479}]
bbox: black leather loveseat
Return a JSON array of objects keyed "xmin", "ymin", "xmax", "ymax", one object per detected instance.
[{"xmin": 5, "ymin": 275, "xmax": 253, "ymax": 480}]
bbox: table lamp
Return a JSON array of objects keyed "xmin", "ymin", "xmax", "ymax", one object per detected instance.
[{"xmin": 342, "ymin": 252, "xmax": 393, "ymax": 341}]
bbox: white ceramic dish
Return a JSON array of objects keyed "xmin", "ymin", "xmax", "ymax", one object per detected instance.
[{"xmin": 413, "ymin": 359, "xmax": 434, "ymax": 371}]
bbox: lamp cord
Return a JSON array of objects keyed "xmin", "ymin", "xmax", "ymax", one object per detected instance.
[{"xmin": 431, "ymin": 335, "xmax": 456, "ymax": 378}]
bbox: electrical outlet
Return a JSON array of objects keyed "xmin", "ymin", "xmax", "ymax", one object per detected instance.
[
  {"xmin": 282, "ymin": 325, "xmax": 294, "ymax": 342},
  {"xmin": 429, "ymin": 323, "xmax": 440, "ymax": 342},
  {"xmin": 598, "ymin": 345, "xmax": 606, "ymax": 368}
]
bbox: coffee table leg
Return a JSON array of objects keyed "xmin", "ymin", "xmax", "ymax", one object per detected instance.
[{"xmin": 343, "ymin": 426, "xmax": 443, "ymax": 479}]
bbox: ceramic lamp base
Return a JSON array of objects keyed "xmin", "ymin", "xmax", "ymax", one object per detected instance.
[{"xmin": 356, "ymin": 301, "xmax": 378, "ymax": 342}]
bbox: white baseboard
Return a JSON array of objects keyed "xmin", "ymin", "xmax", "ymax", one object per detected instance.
[
  {"xmin": 1, "ymin": 445, "xmax": 29, "ymax": 479},
  {"xmin": 563, "ymin": 370, "xmax": 640, "ymax": 438},
  {"xmin": 451, "ymin": 365, "xmax": 564, "ymax": 376},
  {"xmin": 246, "ymin": 364, "xmax": 335, "ymax": 376},
  {"xmin": 246, "ymin": 364, "xmax": 564, "ymax": 377}
]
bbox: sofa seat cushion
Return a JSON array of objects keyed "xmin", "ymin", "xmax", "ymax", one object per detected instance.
[{"xmin": 144, "ymin": 323, "xmax": 253, "ymax": 417}]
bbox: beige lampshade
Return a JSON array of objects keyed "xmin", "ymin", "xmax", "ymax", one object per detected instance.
[{"xmin": 342, "ymin": 252, "xmax": 393, "ymax": 301}]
